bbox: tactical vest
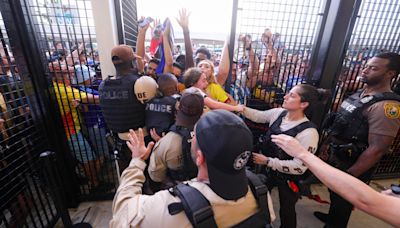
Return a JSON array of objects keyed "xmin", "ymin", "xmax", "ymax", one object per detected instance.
[
  {"xmin": 145, "ymin": 95, "xmax": 179, "ymax": 135},
  {"xmin": 261, "ymin": 110, "xmax": 316, "ymax": 180},
  {"xmin": 98, "ymin": 75, "xmax": 145, "ymax": 133},
  {"xmin": 167, "ymin": 125, "xmax": 198, "ymax": 181},
  {"xmin": 167, "ymin": 170, "xmax": 271, "ymax": 228},
  {"xmin": 327, "ymin": 90, "xmax": 400, "ymax": 145}
]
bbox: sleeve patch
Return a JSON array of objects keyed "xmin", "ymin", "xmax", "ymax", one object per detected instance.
[{"xmin": 384, "ymin": 102, "xmax": 400, "ymax": 119}]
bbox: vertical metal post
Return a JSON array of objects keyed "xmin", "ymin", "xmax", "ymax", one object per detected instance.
[
  {"xmin": 113, "ymin": 0, "xmax": 125, "ymax": 45},
  {"xmin": 307, "ymin": 0, "xmax": 362, "ymax": 127},
  {"xmin": 225, "ymin": 0, "xmax": 239, "ymax": 93}
]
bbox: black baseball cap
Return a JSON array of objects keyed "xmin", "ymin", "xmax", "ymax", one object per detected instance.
[
  {"xmin": 176, "ymin": 92, "xmax": 204, "ymax": 127},
  {"xmin": 195, "ymin": 109, "xmax": 253, "ymax": 200}
]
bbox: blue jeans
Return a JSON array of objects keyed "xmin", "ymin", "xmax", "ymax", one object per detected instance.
[{"xmin": 68, "ymin": 131, "xmax": 96, "ymax": 163}]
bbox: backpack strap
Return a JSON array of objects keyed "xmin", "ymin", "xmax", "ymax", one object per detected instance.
[
  {"xmin": 168, "ymin": 172, "xmax": 271, "ymax": 228},
  {"xmin": 233, "ymin": 170, "xmax": 270, "ymax": 228},
  {"xmin": 168, "ymin": 183, "xmax": 217, "ymax": 228}
]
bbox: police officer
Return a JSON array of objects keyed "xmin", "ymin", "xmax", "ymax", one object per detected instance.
[
  {"xmin": 241, "ymin": 84, "xmax": 326, "ymax": 228},
  {"xmin": 110, "ymin": 110, "xmax": 274, "ymax": 227},
  {"xmin": 314, "ymin": 52, "xmax": 400, "ymax": 227},
  {"xmin": 148, "ymin": 91, "xmax": 204, "ymax": 186},
  {"xmin": 99, "ymin": 45, "xmax": 150, "ymax": 172},
  {"xmin": 145, "ymin": 73, "xmax": 179, "ymax": 137}
]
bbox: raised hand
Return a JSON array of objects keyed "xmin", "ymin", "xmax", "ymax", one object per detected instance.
[
  {"xmin": 138, "ymin": 16, "xmax": 150, "ymax": 32},
  {"xmin": 176, "ymin": 8, "xmax": 190, "ymax": 31},
  {"xmin": 126, "ymin": 128, "xmax": 155, "ymax": 160}
]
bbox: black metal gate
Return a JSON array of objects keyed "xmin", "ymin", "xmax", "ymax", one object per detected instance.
[
  {"xmin": 22, "ymin": 0, "xmax": 120, "ymax": 199},
  {"xmin": 0, "ymin": 5, "xmax": 60, "ymax": 228}
]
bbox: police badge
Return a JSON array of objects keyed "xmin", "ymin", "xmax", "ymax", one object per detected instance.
[{"xmin": 384, "ymin": 102, "xmax": 400, "ymax": 119}]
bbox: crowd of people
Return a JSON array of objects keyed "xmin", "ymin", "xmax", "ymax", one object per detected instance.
[
  {"xmin": 3, "ymin": 7, "xmax": 399, "ymax": 228},
  {"xmin": 1, "ymin": 45, "xmax": 34, "ymax": 227},
  {"xmin": 97, "ymin": 10, "xmax": 400, "ymax": 228}
]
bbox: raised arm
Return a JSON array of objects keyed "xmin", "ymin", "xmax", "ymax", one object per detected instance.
[
  {"xmin": 162, "ymin": 19, "xmax": 173, "ymax": 74},
  {"xmin": 216, "ymin": 39, "xmax": 230, "ymax": 85},
  {"xmin": 271, "ymin": 134, "xmax": 400, "ymax": 227},
  {"xmin": 136, "ymin": 16, "xmax": 150, "ymax": 73},
  {"xmin": 66, "ymin": 43, "xmax": 83, "ymax": 66},
  {"xmin": 244, "ymin": 36, "xmax": 260, "ymax": 89},
  {"xmin": 177, "ymin": 9, "xmax": 194, "ymax": 69}
]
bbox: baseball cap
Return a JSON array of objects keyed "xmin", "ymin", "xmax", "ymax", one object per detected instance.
[
  {"xmin": 134, "ymin": 76, "xmax": 158, "ymax": 104},
  {"xmin": 176, "ymin": 92, "xmax": 204, "ymax": 127},
  {"xmin": 195, "ymin": 109, "xmax": 253, "ymax": 200},
  {"xmin": 111, "ymin": 45, "xmax": 139, "ymax": 65}
]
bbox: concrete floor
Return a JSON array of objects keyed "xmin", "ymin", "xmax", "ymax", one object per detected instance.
[
  {"xmin": 58, "ymin": 179, "xmax": 397, "ymax": 227},
  {"xmin": 271, "ymin": 180, "xmax": 394, "ymax": 228}
]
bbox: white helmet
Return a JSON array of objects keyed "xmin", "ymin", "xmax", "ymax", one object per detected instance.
[{"xmin": 134, "ymin": 76, "xmax": 158, "ymax": 104}]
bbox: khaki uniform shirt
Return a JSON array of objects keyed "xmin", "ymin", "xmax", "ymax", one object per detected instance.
[
  {"xmin": 364, "ymin": 100, "xmax": 400, "ymax": 137},
  {"xmin": 110, "ymin": 158, "xmax": 269, "ymax": 228},
  {"xmin": 148, "ymin": 131, "xmax": 183, "ymax": 183}
]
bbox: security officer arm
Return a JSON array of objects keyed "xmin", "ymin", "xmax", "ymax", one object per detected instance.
[
  {"xmin": 271, "ymin": 134, "xmax": 400, "ymax": 228},
  {"xmin": 347, "ymin": 133, "xmax": 394, "ymax": 177},
  {"xmin": 110, "ymin": 129, "xmax": 154, "ymax": 227},
  {"xmin": 148, "ymin": 139, "xmax": 169, "ymax": 183},
  {"xmin": 242, "ymin": 106, "xmax": 272, "ymax": 123}
]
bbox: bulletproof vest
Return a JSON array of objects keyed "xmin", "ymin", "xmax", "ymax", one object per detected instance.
[
  {"xmin": 145, "ymin": 95, "xmax": 178, "ymax": 135},
  {"xmin": 262, "ymin": 110, "xmax": 316, "ymax": 160},
  {"xmin": 98, "ymin": 74, "xmax": 145, "ymax": 133},
  {"xmin": 167, "ymin": 170, "xmax": 271, "ymax": 228},
  {"xmin": 261, "ymin": 110, "xmax": 316, "ymax": 181},
  {"xmin": 167, "ymin": 125, "xmax": 198, "ymax": 181},
  {"xmin": 327, "ymin": 90, "xmax": 400, "ymax": 145}
]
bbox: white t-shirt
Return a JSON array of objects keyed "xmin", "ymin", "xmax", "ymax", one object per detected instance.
[{"xmin": 244, "ymin": 107, "xmax": 319, "ymax": 175}]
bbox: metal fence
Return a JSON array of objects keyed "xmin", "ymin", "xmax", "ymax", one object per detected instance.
[
  {"xmin": 0, "ymin": 8, "xmax": 59, "ymax": 228},
  {"xmin": 24, "ymin": 0, "xmax": 118, "ymax": 200},
  {"xmin": 232, "ymin": 0, "xmax": 325, "ymax": 139}
]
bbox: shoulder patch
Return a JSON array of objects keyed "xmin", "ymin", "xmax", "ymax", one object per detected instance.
[{"xmin": 384, "ymin": 102, "xmax": 400, "ymax": 119}]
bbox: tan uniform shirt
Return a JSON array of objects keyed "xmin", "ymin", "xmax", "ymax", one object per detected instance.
[
  {"xmin": 364, "ymin": 100, "xmax": 400, "ymax": 137},
  {"xmin": 148, "ymin": 131, "xmax": 183, "ymax": 183},
  {"xmin": 110, "ymin": 158, "xmax": 267, "ymax": 228}
]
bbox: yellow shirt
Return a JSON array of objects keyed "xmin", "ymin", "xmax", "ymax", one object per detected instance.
[
  {"xmin": 53, "ymin": 82, "xmax": 87, "ymax": 138},
  {"xmin": 206, "ymin": 83, "xmax": 228, "ymax": 103}
]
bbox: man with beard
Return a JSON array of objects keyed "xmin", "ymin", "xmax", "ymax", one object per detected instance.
[{"xmin": 315, "ymin": 52, "xmax": 400, "ymax": 227}]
